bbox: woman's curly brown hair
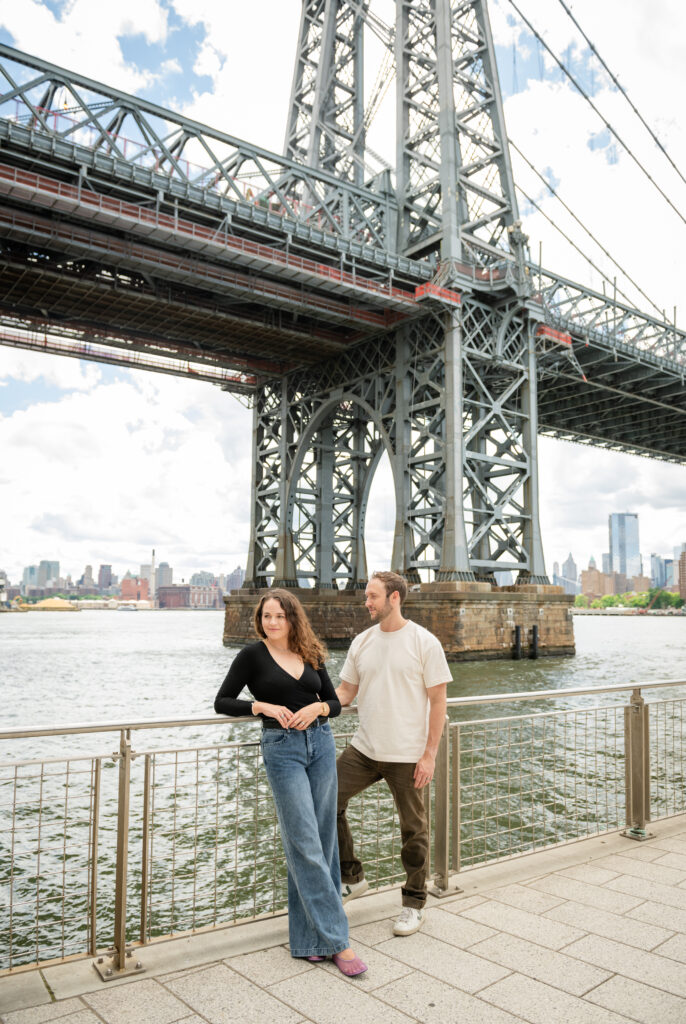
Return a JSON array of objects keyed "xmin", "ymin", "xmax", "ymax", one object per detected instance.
[{"xmin": 253, "ymin": 589, "xmax": 328, "ymax": 668}]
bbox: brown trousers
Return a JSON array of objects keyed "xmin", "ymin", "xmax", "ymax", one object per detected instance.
[{"xmin": 336, "ymin": 743, "xmax": 428, "ymax": 909}]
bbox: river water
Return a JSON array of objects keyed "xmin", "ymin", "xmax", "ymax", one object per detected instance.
[
  {"xmin": 1, "ymin": 609, "xmax": 685, "ymax": 969},
  {"xmin": 2, "ymin": 609, "xmax": 685, "ymax": 752}
]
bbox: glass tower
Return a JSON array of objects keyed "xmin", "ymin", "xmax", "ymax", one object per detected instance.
[{"xmin": 608, "ymin": 513, "xmax": 641, "ymax": 579}]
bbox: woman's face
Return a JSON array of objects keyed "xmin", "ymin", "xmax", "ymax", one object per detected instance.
[{"xmin": 261, "ymin": 598, "xmax": 291, "ymax": 645}]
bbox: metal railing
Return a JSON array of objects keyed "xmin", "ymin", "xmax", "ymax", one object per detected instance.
[{"xmin": 1, "ymin": 680, "xmax": 684, "ymax": 978}]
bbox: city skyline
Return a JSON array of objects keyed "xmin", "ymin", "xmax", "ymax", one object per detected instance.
[{"xmin": 1, "ymin": 1, "xmax": 685, "ymax": 584}]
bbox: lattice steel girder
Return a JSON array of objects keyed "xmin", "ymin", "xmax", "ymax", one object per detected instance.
[
  {"xmin": 244, "ymin": 295, "xmax": 550, "ymax": 588},
  {"xmin": 395, "ymin": 0, "xmax": 519, "ymax": 265},
  {"xmin": 285, "ymin": 1, "xmax": 366, "ymax": 186},
  {"xmin": 533, "ymin": 266, "xmax": 686, "ymax": 367},
  {"xmin": 0, "ymin": 43, "xmax": 400, "ymax": 260}
]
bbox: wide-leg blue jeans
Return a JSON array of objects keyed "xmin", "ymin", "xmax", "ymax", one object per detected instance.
[{"xmin": 260, "ymin": 720, "xmax": 350, "ymax": 958}]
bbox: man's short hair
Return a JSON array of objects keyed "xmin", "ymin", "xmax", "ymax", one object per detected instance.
[{"xmin": 370, "ymin": 570, "xmax": 408, "ymax": 604}]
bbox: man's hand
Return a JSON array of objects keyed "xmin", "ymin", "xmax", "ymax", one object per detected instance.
[{"xmin": 413, "ymin": 752, "xmax": 436, "ymax": 789}]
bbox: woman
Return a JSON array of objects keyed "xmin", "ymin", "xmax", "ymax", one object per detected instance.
[{"xmin": 214, "ymin": 589, "xmax": 367, "ymax": 977}]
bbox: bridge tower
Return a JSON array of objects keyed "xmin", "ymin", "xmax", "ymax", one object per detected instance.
[{"xmin": 244, "ymin": 0, "xmax": 549, "ymax": 591}]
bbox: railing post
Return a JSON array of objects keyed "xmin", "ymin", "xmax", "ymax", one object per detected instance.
[
  {"xmin": 622, "ymin": 688, "xmax": 654, "ymax": 841},
  {"xmin": 451, "ymin": 725, "xmax": 461, "ymax": 874},
  {"xmin": 93, "ymin": 729, "xmax": 145, "ymax": 980},
  {"xmin": 430, "ymin": 716, "xmax": 460, "ymax": 896}
]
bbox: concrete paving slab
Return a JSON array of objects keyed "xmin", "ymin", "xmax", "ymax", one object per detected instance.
[
  {"xmin": 592, "ymin": 853, "xmax": 686, "ymax": 885},
  {"xmin": 372, "ymin": 970, "xmax": 523, "ymax": 1023},
  {"xmin": 468, "ymin": 932, "xmax": 611, "ymax": 996},
  {"xmin": 460, "ymin": 900, "xmax": 585, "ymax": 950},
  {"xmin": 563, "ymin": 934, "xmax": 686, "ymax": 998},
  {"xmin": 374, "ymin": 932, "xmax": 511, "ymax": 993},
  {"xmin": 650, "ymin": 932, "xmax": 686, "ymax": 962},
  {"xmin": 557, "ymin": 864, "xmax": 620, "ymax": 886},
  {"xmin": 609, "ymin": 844, "xmax": 664, "ymax": 862},
  {"xmin": 166, "ymin": 963, "xmax": 301, "ymax": 1024},
  {"xmin": 269, "ymin": 968, "xmax": 416, "ymax": 1024},
  {"xmin": 606, "ymin": 873, "xmax": 686, "ymax": 910},
  {"xmin": 486, "ymin": 883, "xmax": 565, "ymax": 914},
  {"xmin": 0, "ymin": 999, "xmax": 88, "ymax": 1024},
  {"xmin": 654, "ymin": 851, "xmax": 686, "ymax": 871},
  {"xmin": 479, "ymin": 972, "xmax": 629, "ymax": 1024},
  {"xmin": 626, "ymin": 899, "xmax": 686, "ymax": 933},
  {"xmin": 529, "ymin": 874, "xmax": 644, "ymax": 914},
  {"xmin": 349, "ymin": 918, "xmax": 399, "ymax": 947},
  {"xmin": 223, "ymin": 945, "xmax": 312, "ymax": 988},
  {"xmin": 0, "ymin": 975, "xmax": 51, "ymax": 1018},
  {"xmin": 432, "ymin": 893, "xmax": 487, "ymax": 914},
  {"xmin": 585, "ymin": 975, "xmax": 686, "ymax": 1024},
  {"xmin": 420, "ymin": 907, "xmax": 495, "ymax": 948},
  {"xmin": 314, "ymin": 939, "xmax": 414, "ymax": 992},
  {"xmin": 82, "ymin": 978, "xmax": 192, "ymax": 1024},
  {"xmin": 545, "ymin": 898, "xmax": 675, "ymax": 950},
  {"xmin": 649, "ymin": 836, "xmax": 686, "ymax": 855}
]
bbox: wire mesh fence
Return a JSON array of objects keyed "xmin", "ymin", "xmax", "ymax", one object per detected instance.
[{"xmin": 1, "ymin": 686, "xmax": 685, "ymax": 974}]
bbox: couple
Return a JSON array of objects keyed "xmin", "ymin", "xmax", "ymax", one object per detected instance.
[{"xmin": 214, "ymin": 570, "xmax": 451, "ymax": 979}]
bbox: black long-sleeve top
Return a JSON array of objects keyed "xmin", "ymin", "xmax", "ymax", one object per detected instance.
[{"xmin": 214, "ymin": 641, "xmax": 342, "ymax": 719}]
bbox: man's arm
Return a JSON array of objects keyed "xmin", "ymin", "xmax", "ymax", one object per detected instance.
[
  {"xmin": 414, "ymin": 683, "xmax": 448, "ymax": 788},
  {"xmin": 336, "ymin": 680, "xmax": 359, "ymax": 706}
]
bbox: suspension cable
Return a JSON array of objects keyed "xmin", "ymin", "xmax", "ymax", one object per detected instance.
[
  {"xmin": 554, "ymin": 0, "xmax": 686, "ymax": 191},
  {"xmin": 516, "ymin": 182, "xmax": 638, "ymax": 308},
  {"xmin": 510, "ymin": 139, "xmax": 664, "ymax": 318},
  {"xmin": 507, "ymin": 0, "xmax": 686, "ymax": 229}
]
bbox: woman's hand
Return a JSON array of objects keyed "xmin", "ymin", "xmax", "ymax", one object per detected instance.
[
  {"xmin": 254, "ymin": 702, "xmax": 294, "ymax": 727},
  {"xmin": 289, "ymin": 702, "xmax": 323, "ymax": 730}
]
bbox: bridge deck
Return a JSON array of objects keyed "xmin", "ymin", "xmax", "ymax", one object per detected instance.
[{"xmin": 2, "ymin": 814, "xmax": 685, "ymax": 1023}]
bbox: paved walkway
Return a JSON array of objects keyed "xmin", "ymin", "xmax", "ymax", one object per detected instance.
[{"xmin": 2, "ymin": 815, "xmax": 686, "ymax": 1024}]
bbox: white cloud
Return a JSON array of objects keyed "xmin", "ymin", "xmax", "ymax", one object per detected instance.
[{"xmin": 0, "ymin": 0, "xmax": 170, "ymax": 93}]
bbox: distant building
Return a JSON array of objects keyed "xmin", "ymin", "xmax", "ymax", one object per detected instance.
[
  {"xmin": 679, "ymin": 553, "xmax": 686, "ymax": 602},
  {"xmin": 552, "ymin": 561, "xmax": 560, "ymax": 578},
  {"xmin": 120, "ymin": 576, "xmax": 149, "ymax": 601},
  {"xmin": 601, "ymin": 552, "xmax": 610, "ymax": 574},
  {"xmin": 157, "ymin": 584, "xmax": 190, "ymax": 609},
  {"xmin": 609, "ymin": 513, "xmax": 641, "ymax": 579},
  {"xmin": 561, "ymin": 553, "xmax": 577, "ymax": 582},
  {"xmin": 224, "ymin": 565, "xmax": 246, "ymax": 592},
  {"xmin": 588, "ymin": 555, "xmax": 597, "ymax": 569},
  {"xmin": 191, "ymin": 570, "xmax": 216, "ymax": 586},
  {"xmin": 630, "ymin": 575, "xmax": 651, "ymax": 593},
  {"xmin": 98, "ymin": 564, "xmax": 113, "ymax": 590},
  {"xmin": 650, "ymin": 554, "xmax": 666, "ymax": 590},
  {"xmin": 580, "ymin": 566, "xmax": 613, "ymax": 599},
  {"xmin": 22, "ymin": 565, "xmax": 38, "ymax": 593},
  {"xmin": 157, "ymin": 561, "xmax": 173, "ymax": 587},
  {"xmin": 79, "ymin": 565, "xmax": 95, "ymax": 588},
  {"xmin": 37, "ymin": 560, "xmax": 59, "ymax": 588}
]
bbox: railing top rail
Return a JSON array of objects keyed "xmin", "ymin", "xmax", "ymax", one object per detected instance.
[{"xmin": 1, "ymin": 678, "xmax": 684, "ymax": 740}]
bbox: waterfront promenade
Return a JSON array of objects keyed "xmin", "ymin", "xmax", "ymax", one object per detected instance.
[{"xmin": 2, "ymin": 814, "xmax": 685, "ymax": 1024}]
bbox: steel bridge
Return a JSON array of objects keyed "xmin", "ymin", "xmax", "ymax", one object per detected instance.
[{"xmin": 0, "ymin": 1, "xmax": 685, "ymax": 589}]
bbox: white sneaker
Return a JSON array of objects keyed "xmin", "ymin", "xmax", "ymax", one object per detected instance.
[
  {"xmin": 393, "ymin": 907, "xmax": 424, "ymax": 936},
  {"xmin": 341, "ymin": 879, "xmax": 369, "ymax": 904}
]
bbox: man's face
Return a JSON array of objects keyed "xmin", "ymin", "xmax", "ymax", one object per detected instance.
[{"xmin": 365, "ymin": 579, "xmax": 393, "ymax": 622}]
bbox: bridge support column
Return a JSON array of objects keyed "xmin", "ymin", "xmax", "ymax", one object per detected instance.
[
  {"xmin": 518, "ymin": 323, "xmax": 549, "ymax": 584},
  {"xmin": 437, "ymin": 309, "xmax": 475, "ymax": 582}
]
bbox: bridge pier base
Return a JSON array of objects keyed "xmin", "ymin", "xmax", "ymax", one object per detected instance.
[{"xmin": 223, "ymin": 585, "xmax": 575, "ymax": 661}]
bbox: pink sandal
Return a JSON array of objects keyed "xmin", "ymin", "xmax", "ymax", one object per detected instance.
[{"xmin": 332, "ymin": 952, "xmax": 368, "ymax": 977}]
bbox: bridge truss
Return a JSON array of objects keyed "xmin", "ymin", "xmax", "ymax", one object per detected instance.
[{"xmin": 0, "ymin": 2, "xmax": 685, "ymax": 588}]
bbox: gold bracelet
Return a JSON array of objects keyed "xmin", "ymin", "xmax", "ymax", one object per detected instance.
[{"xmin": 320, "ymin": 702, "xmax": 328, "ymax": 717}]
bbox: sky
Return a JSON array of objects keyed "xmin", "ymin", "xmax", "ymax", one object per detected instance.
[{"xmin": 1, "ymin": 0, "xmax": 685, "ymax": 584}]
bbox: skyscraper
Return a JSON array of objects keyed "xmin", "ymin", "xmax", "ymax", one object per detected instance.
[{"xmin": 608, "ymin": 514, "xmax": 641, "ymax": 579}]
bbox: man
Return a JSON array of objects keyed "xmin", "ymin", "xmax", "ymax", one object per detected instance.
[{"xmin": 336, "ymin": 570, "xmax": 451, "ymax": 936}]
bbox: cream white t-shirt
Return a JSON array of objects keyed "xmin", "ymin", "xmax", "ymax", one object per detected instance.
[{"xmin": 340, "ymin": 619, "xmax": 451, "ymax": 762}]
